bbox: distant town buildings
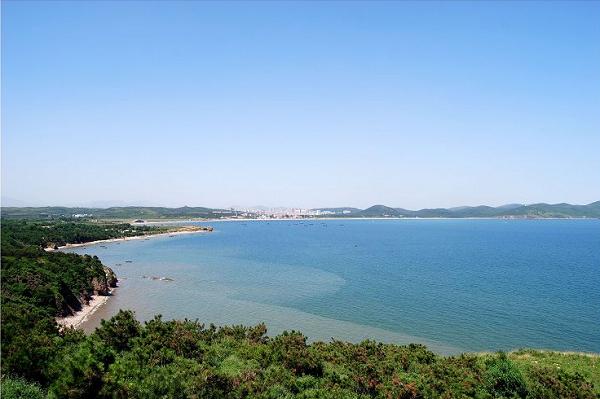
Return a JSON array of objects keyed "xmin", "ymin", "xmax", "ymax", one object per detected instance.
[
  {"xmin": 72, "ymin": 213, "xmax": 92, "ymax": 218},
  {"xmin": 230, "ymin": 207, "xmax": 331, "ymax": 219}
]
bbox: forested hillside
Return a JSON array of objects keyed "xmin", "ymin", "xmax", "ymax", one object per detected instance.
[
  {"xmin": 1, "ymin": 219, "xmax": 169, "ymax": 248},
  {"xmin": 1, "ymin": 206, "xmax": 232, "ymax": 220},
  {"xmin": 348, "ymin": 202, "xmax": 600, "ymax": 218},
  {"xmin": 1, "ymin": 221, "xmax": 117, "ymax": 383}
]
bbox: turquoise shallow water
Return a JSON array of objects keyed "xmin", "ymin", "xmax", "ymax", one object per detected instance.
[{"xmin": 68, "ymin": 219, "xmax": 600, "ymax": 354}]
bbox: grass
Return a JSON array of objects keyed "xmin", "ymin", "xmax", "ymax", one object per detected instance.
[{"xmin": 507, "ymin": 349, "xmax": 600, "ymax": 395}]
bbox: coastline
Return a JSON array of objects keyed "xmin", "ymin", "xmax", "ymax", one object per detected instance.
[
  {"xmin": 50, "ymin": 220, "xmax": 600, "ymax": 355},
  {"xmin": 140, "ymin": 216, "xmax": 593, "ymax": 225},
  {"xmin": 53, "ymin": 227, "xmax": 211, "ymax": 329},
  {"xmin": 56, "ymin": 292, "xmax": 112, "ymax": 330},
  {"xmin": 45, "ymin": 228, "xmax": 210, "ymax": 252}
]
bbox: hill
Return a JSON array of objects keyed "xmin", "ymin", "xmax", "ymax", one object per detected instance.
[
  {"xmin": 360, "ymin": 202, "xmax": 600, "ymax": 218},
  {"xmin": 2, "ymin": 201, "xmax": 599, "ymax": 220},
  {"xmin": 0, "ymin": 206, "xmax": 234, "ymax": 220},
  {"xmin": 356, "ymin": 205, "xmax": 404, "ymax": 217}
]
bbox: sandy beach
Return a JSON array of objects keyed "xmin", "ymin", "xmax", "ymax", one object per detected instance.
[
  {"xmin": 45, "ymin": 227, "xmax": 210, "ymax": 252},
  {"xmin": 56, "ymin": 293, "xmax": 112, "ymax": 329}
]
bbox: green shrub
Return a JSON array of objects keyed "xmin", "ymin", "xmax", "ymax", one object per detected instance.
[
  {"xmin": 484, "ymin": 352, "xmax": 528, "ymax": 398},
  {"xmin": 0, "ymin": 377, "xmax": 46, "ymax": 399}
]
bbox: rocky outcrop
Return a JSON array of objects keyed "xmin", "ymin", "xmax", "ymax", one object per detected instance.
[
  {"xmin": 142, "ymin": 275, "xmax": 174, "ymax": 282},
  {"xmin": 58, "ymin": 266, "xmax": 118, "ymax": 317},
  {"xmin": 58, "ymin": 282, "xmax": 84, "ymax": 317},
  {"xmin": 105, "ymin": 266, "xmax": 118, "ymax": 288},
  {"xmin": 91, "ymin": 267, "xmax": 118, "ymax": 295},
  {"xmin": 91, "ymin": 276, "xmax": 110, "ymax": 296}
]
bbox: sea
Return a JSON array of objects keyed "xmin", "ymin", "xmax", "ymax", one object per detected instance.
[{"xmin": 67, "ymin": 219, "xmax": 600, "ymax": 355}]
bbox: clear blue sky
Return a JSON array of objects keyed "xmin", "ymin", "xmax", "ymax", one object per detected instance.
[{"xmin": 2, "ymin": 1, "xmax": 599, "ymax": 209}]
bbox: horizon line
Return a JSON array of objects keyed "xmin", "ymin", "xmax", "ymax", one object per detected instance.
[{"xmin": 1, "ymin": 200, "xmax": 599, "ymax": 212}]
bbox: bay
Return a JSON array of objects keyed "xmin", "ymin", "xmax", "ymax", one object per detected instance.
[{"xmin": 67, "ymin": 219, "xmax": 600, "ymax": 354}]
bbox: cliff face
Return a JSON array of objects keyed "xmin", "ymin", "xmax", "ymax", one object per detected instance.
[
  {"xmin": 91, "ymin": 276, "xmax": 110, "ymax": 296},
  {"xmin": 91, "ymin": 266, "xmax": 118, "ymax": 295},
  {"xmin": 105, "ymin": 266, "xmax": 118, "ymax": 288},
  {"xmin": 58, "ymin": 282, "xmax": 84, "ymax": 316},
  {"xmin": 59, "ymin": 266, "xmax": 118, "ymax": 317}
]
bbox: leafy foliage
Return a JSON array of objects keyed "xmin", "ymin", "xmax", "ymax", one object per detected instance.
[
  {"xmin": 484, "ymin": 352, "xmax": 528, "ymax": 398},
  {"xmin": 37, "ymin": 314, "xmax": 599, "ymax": 398},
  {"xmin": 0, "ymin": 377, "xmax": 46, "ymax": 399}
]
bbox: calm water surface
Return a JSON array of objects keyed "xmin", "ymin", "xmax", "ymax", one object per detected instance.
[{"xmin": 68, "ymin": 219, "xmax": 600, "ymax": 354}]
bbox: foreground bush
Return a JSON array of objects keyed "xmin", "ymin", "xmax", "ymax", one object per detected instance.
[
  {"xmin": 30, "ymin": 311, "xmax": 598, "ymax": 398},
  {"xmin": 0, "ymin": 377, "xmax": 46, "ymax": 399}
]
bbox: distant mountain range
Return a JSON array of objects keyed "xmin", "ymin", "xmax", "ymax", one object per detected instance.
[
  {"xmin": 1, "ymin": 202, "xmax": 599, "ymax": 219},
  {"xmin": 314, "ymin": 202, "xmax": 600, "ymax": 218}
]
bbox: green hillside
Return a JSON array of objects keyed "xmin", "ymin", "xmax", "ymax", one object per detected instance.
[
  {"xmin": 0, "ymin": 206, "xmax": 234, "ymax": 220},
  {"xmin": 356, "ymin": 205, "xmax": 404, "ymax": 217}
]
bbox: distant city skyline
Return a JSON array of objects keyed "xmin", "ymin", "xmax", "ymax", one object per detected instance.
[{"xmin": 2, "ymin": 1, "xmax": 599, "ymax": 209}]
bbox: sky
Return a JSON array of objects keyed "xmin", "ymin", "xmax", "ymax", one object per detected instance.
[{"xmin": 2, "ymin": 1, "xmax": 599, "ymax": 209}]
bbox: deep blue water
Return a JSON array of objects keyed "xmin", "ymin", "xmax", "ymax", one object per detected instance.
[{"xmin": 69, "ymin": 219, "xmax": 600, "ymax": 354}]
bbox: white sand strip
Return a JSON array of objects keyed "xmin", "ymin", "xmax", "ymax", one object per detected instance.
[{"xmin": 56, "ymin": 294, "xmax": 111, "ymax": 330}]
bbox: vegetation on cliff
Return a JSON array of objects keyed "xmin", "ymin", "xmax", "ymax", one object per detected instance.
[{"xmin": 0, "ymin": 222, "xmax": 119, "ymax": 383}]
